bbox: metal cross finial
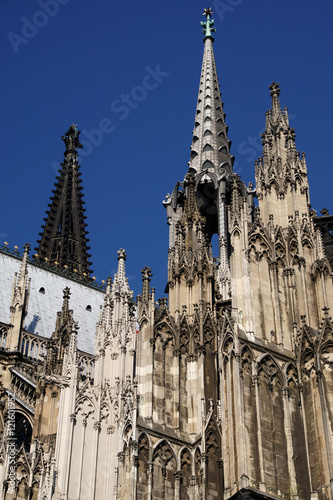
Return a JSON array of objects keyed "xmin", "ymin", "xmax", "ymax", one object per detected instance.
[{"xmin": 201, "ymin": 8, "xmax": 216, "ymax": 41}]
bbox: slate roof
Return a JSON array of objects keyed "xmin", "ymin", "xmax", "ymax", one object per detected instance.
[{"xmin": 0, "ymin": 252, "xmax": 104, "ymax": 354}]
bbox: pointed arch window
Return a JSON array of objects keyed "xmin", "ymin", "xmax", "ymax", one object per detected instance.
[
  {"xmin": 15, "ymin": 413, "xmax": 32, "ymax": 452},
  {"xmin": 202, "ymin": 160, "xmax": 214, "ymax": 170},
  {"xmin": 204, "ymin": 116, "xmax": 212, "ymax": 122},
  {"xmin": 219, "ymin": 146, "xmax": 228, "ymax": 154},
  {"xmin": 191, "ymin": 151, "xmax": 198, "ymax": 160},
  {"xmin": 192, "ymin": 135, "xmax": 199, "ymax": 143},
  {"xmin": 203, "ymin": 144, "xmax": 213, "ymax": 152},
  {"xmin": 205, "ymin": 105, "xmax": 211, "ymax": 110},
  {"xmin": 195, "ymin": 121, "xmax": 200, "ymax": 128},
  {"xmin": 204, "ymin": 130, "xmax": 212, "ymax": 136}
]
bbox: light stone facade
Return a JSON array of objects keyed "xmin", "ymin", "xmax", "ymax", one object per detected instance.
[{"xmin": 0, "ymin": 10, "xmax": 332, "ymax": 500}]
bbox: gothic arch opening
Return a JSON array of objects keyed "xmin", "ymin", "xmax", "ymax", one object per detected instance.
[
  {"xmin": 196, "ymin": 176, "xmax": 218, "ymax": 240},
  {"xmin": 137, "ymin": 434, "xmax": 150, "ymax": 500},
  {"xmin": 15, "ymin": 412, "xmax": 32, "ymax": 452},
  {"xmin": 180, "ymin": 448, "xmax": 191, "ymax": 499},
  {"xmin": 152, "ymin": 440, "xmax": 176, "ymax": 499}
]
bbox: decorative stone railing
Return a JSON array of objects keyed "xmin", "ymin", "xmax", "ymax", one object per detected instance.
[
  {"xmin": 20, "ymin": 331, "xmax": 47, "ymax": 361},
  {"xmin": 78, "ymin": 351, "xmax": 95, "ymax": 379},
  {"xmin": 0, "ymin": 244, "xmax": 107, "ymax": 291},
  {"xmin": 1, "ymin": 324, "xmax": 94, "ymax": 379}
]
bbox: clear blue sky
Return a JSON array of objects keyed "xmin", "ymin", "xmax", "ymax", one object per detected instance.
[{"xmin": 1, "ymin": 1, "xmax": 333, "ymax": 299}]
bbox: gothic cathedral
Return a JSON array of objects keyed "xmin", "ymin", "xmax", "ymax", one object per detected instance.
[{"xmin": 0, "ymin": 9, "xmax": 332, "ymax": 500}]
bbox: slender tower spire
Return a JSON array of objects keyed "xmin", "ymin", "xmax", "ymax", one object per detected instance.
[
  {"xmin": 189, "ymin": 8, "xmax": 234, "ymax": 175},
  {"xmin": 165, "ymin": 9, "xmax": 234, "ymax": 301},
  {"xmin": 7, "ymin": 243, "xmax": 31, "ymax": 351},
  {"xmin": 35, "ymin": 124, "xmax": 92, "ymax": 277}
]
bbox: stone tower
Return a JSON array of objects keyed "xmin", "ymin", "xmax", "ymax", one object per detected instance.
[{"xmin": 135, "ymin": 7, "xmax": 333, "ymax": 500}]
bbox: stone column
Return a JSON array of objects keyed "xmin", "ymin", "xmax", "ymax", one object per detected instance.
[
  {"xmin": 297, "ymin": 383, "xmax": 313, "ymax": 492},
  {"xmin": 315, "ymin": 367, "xmax": 333, "ymax": 495},
  {"xmin": 282, "ymin": 387, "xmax": 298, "ymax": 497},
  {"xmin": 269, "ymin": 261, "xmax": 283, "ymax": 345},
  {"xmin": 104, "ymin": 426, "xmax": 114, "ymax": 500},
  {"xmin": 147, "ymin": 461, "xmax": 153, "ymax": 500},
  {"xmin": 78, "ymin": 419, "xmax": 87, "ymax": 499},
  {"xmin": 252, "ymin": 375, "xmax": 265, "ymax": 489},
  {"xmin": 174, "ymin": 470, "xmax": 181, "ymax": 500},
  {"xmin": 299, "ymin": 258, "xmax": 310, "ymax": 323},
  {"xmin": 91, "ymin": 420, "xmax": 101, "ymax": 500},
  {"xmin": 235, "ymin": 353, "xmax": 247, "ymax": 482}
]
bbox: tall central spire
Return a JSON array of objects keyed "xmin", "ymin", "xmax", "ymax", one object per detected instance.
[
  {"xmin": 35, "ymin": 124, "xmax": 92, "ymax": 277},
  {"xmin": 188, "ymin": 8, "xmax": 234, "ymax": 176}
]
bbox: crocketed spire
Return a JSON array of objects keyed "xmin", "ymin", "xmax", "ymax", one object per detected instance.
[
  {"xmin": 35, "ymin": 124, "xmax": 92, "ymax": 277},
  {"xmin": 188, "ymin": 8, "xmax": 234, "ymax": 176}
]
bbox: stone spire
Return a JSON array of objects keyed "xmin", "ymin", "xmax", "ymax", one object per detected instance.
[
  {"xmin": 7, "ymin": 243, "xmax": 31, "ymax": 351},
  {"xmin": 45, "ymin": 287, "xmax": 76, "ymax": 375},
  {"xmin": 35, "ymin": 124, "xmax": 92, "ymax": 277},
  {"xmin": 256, "ymin": 83, "xmax": 310, "ymax": 227},
  {"xmin": 189, "ymin": 8, "xmax": 234, "ymax": 176},
  {"xmin": 94, "ymin": 249, "xmax": 136, "ymax": 387}
]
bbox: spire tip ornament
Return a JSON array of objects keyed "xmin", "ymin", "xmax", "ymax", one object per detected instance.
[
  {"xmin": 201, "ymin": 7, "xmax": 216, "ymax": 42},
  {"xmin": 203, "ymin": 7, "xmax": 213, "ymax": 17},
  {"xmin": 269, "ymin": 81, "xmax": 281, "ymax": 98},
  {"xmin": 62, "ymin": 123, "xmax": 83, "ymax": 156}
]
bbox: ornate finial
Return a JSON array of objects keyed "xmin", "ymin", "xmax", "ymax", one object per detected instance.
[
  {"xmin": 269, "ymin": 82, "xmax": 281, "ymax": 115},
  {"xmin": 141, "ymin": 266, "xmax": 152, "ymax": 282},
  {"xmin": 62, "ymin": 287, "xmax": 71, "ymax": 314},
  {"xmin": 269, "ymin": 81, "xmax": 280, "ymax": 98},
  {"xmin": 117, "ymin": 248, "xmax": 126, "ymax": 261},
  {"xmin": 63, "ymin": 287, "xmax": 71, "ymax": 301},
  {"xmin": 141, "ymin": 266, "xmax": 152, "ymax": 302},
  {"xmin": 62, "ymin": 123, "xmax": 83, "ymax": 155},
  {"xmin": 23, "ymin": 243, "xmax": 31, "ymax": 254},
  {"xmin": 201, "ymin": 8, "xmax": 216, "ymax": 41}
]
